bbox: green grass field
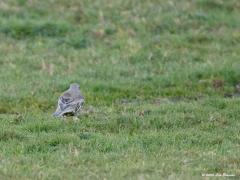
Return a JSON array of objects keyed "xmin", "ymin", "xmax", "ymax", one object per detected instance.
[{"xmin": 0, "ymin": 0, "xmax": 240, "ymax": 179}]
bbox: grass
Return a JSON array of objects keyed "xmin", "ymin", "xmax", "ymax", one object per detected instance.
[{"xmin": 0, "ymin": 0, "xmax": 240, "ymax": 179}]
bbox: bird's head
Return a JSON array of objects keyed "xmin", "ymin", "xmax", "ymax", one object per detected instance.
[{"xmin": 70, "ymin": 83, "xmax": 80, "ymax": 90}]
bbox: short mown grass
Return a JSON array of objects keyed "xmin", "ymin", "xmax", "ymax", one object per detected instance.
[{"xmin": 0, "ymin": 0, "xmax": 240, "ymax": 179}]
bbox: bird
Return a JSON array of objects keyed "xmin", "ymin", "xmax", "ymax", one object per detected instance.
[
  {"xmin": 236, "ymin": 83, "xmax": 240, "ymax": 93},
  {"xmin": 53, "ymin": 83, "xmax": 84, "ymax": 117}
]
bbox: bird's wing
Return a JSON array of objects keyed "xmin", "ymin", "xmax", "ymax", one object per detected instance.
[
  {"xmin": 54, "ymin": 94, "xmax": 84, "ymax": 117},
  {"xmin": 58, "ymin": 92, "xmax": 84, "ymax": 108},
  {"xmin": 60, "ymin": 92, "xmax": 75, "ymax": 104}
]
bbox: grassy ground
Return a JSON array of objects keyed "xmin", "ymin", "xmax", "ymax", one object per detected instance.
[{"xmin": 0, "ymin": 0, "xmax": 240, "ymax": 179}]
